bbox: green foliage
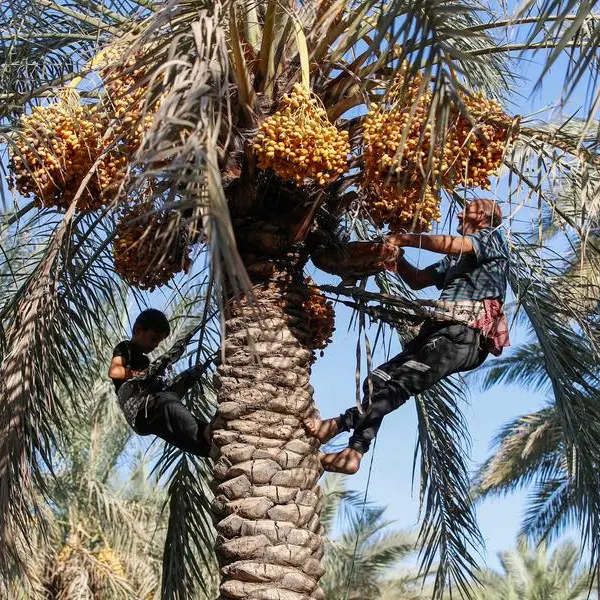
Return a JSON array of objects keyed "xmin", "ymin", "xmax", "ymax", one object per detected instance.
[
  {"xmin": 473, "ymin": 539, "xmax": 594, "ymax": 600},
  {"xmin": 320, "ymin": 475, "xmax": 432, "ymax": 600}
]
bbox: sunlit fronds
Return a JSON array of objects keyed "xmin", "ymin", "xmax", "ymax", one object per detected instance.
[
  {"xmin": 473, "ymin": 539, "xmax": 592, "ymax": 600},
  {"xmin": 319, "ymin": 474, "xmax": 366, "ymax": 537},
  {"xmin": 516, "ymin": 0, "xmax": 600, "ymax": 128},
  {"xmin": 0, "ymin": 0, "xmax": 155, "ymax": 120},
  {"xmin": 506, "ymin": 118, "xmax": 600, "ymax": 248},
  {"xmin": 473, "ymin": 406, "xmax": 563, "ymax": 500},
  {"xmin": 415, "ymin": 376, "xmax": 483, "ymax": 600}
]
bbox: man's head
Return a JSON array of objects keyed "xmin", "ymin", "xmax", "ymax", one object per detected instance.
[
  {"xmin": 457, "ymin": 199, "xmax": 502, "ymax": 235},
  {"xmin": 132, "ymin": 309, "xmax": 170, "ymax": 352}
]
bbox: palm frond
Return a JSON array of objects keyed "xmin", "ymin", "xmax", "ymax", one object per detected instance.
[
  {"xmin": 411, "ymin": 375, "xmax": 482, "ymax": 600},
  {"xmin": 472, "ymin": 406, "xmax": 564, "ymax": 500},
  {"xmin": 509, "ymin": 239, "xmax": 600, "ymax": 571},
  {"xmin": 0, "ymin": 206, "xmax": 127, "ymax": 568},
  {"xmin": 473, "ymin": 342, "xmax": 551, "ymax": 393},
  {"xmin": 505, "ymin": 117, "xmax": 600, "ymax": 248},
  {"xmin": 520, "ymin": 476, "xmax": 578, "ymax": 544},
  {"xmin": 516, "ymin": 1, "xmax": 600, "ymax": 128},
  {"xmin": 159, "ymin": 454, "xmax": 217, "ymax": 600}
]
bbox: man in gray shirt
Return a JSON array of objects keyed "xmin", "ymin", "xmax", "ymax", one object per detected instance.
[{"xmin": 304, "ymin": 199, "xmax": 510, "ymax": 474}]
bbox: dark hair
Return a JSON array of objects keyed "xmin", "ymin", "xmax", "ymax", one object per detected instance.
[{"xmin": 133, "ymin": 309, "xmax": 170, "ymax": 335}]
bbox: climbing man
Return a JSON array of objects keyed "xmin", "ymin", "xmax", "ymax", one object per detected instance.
[{"xmin": 304, "ymin": 198, "xmax": 510, "ymax": 474}]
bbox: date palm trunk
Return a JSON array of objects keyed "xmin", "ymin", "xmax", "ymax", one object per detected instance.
[{"xmin": 212, "ymin": 274, "xmax": 325, "ymax": 600}]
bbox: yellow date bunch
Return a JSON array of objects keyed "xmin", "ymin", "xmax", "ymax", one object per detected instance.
[
  {"xmin": 100, "ymin": 47, "xmax": 159, "ymax": 152},
  {"xmin": 113, "ymin": 203, "xmax": 191, "ymax": 291},
  {"xmin": 9, "ymin": 93, "xmax": 127, "ymax": 211},
  {"xmin": 362, "ymin": 71, "xmax": 441, "ymax": 230},
  {"xmin": 302, "ymin": 278, "xmax": 335, "ymax": 352},
  {"xmin": 366, "ymin": 179, "xmax": 441, "ymax": 232},
  {"xmin": 94, "ymin": 544, "xmax": 126, "ymax": 578},
  {"xmin": 450, "ymin": 92, "xmax": 512, "ymax": 189},
  {"xmin": 254, "ymin": 84, "xmax": 349, "ymax": 186},
  {"xmin": 362, "ymin": 67, "xmax": 514, "ymax": 230},
  {"xmin": 9, "ymin": 45, "xmax": 160, "ymax": 213}
]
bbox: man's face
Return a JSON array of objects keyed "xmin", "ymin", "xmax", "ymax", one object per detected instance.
[
  {"xmin": 457, "ymin": 201, "xmax": 486, "ymax": 235},
  {"xmin": 133, "ymin": 328, "xmax": 167, "ymax": 353}
]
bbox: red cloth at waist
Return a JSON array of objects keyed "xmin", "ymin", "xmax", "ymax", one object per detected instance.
[{"xmin": 470, "ymin": 299, "xmax": 510, "ymax": 356}]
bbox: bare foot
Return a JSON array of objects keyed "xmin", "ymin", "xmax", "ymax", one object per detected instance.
[
  {"xmin": 320, "ymin": 448, "xmax": 362, "ymax": 474},
  {"xmin": 303, "ymin": 417, "xmax": 340, "ymax": 444}
]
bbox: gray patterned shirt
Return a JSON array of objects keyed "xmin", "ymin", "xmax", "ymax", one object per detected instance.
[{"xmin": 424, "ymin": 228, "xmax": 509, "ymax": 302}]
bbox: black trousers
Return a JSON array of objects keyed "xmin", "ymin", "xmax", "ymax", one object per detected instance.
[
  {"xmin": 338, "ymin": 321, "xmax": 489, "ymax": 454},
  {"xmin": 134, "ymin": 368, "xmax": 211, "ymax": 457}
]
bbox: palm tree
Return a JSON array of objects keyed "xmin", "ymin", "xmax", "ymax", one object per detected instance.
[
  {"xmin": 319, "ymin": 475, "xmax": 430, "ymax": 600},
  {"xmin": 472, "ymin": 539, "xmax": 594, "ymax": 600},
  {"xmin": 2, "ymin": 0, "xmax": 600, "ymax": 598},
  {"xmin": 473, "ymin": 404, "xmax": 573, "ymax": 543}
]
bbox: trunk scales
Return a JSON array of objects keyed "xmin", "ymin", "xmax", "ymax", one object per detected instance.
[{"xmin": 212, "ymin": 275, "xmax": 325, "ymax": 600}]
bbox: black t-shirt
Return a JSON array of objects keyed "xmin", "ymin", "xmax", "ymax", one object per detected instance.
[{"xmin": 111, "ymin": 341, "xmax": 150, "ymax": 393}]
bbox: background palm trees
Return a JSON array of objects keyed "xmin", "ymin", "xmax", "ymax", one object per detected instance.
[
  {"xmin": 319, "ymin": 475, "xmax": 430, "ymax": 600},
  {"xmin": 473, "ymin": 540, "xmax": 594, "ymax": 600}
]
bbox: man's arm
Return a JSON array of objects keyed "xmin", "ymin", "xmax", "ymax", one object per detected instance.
[
  {"xmin": 108, "ymin": 355, "xmax": 145, "ymax": 382},
  {"xmin": 388, "ymin": 232, "xmax": 474, "ymax": 255},
  {"xmin": 395, "ymin": 255, "xmax": 436, "ymax": 290}
]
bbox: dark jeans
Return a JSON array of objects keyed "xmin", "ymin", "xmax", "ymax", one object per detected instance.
[
  {"xmin": 134, "ymin": 368, "xmax": 211, "ymax": 457},
  {"xmin": 338, "ymin": 321, "xmax": 488, "ymax": 454}
]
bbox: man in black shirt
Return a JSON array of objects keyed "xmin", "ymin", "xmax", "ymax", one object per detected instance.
[{"xmin": 108, "ymin": 309, "xmax": 211, "ymax": 456}]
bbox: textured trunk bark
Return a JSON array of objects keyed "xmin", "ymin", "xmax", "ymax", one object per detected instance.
[{"xmin": 212, "ymin": 277, "xmax": 325, "ymax": 600}]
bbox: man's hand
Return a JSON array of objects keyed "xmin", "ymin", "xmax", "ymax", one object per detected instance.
[
  {"xmin": 380, "ymin": 243, "xmax": 404, "ymax": 271},
  {"xmin": 386, "ymin": 233, "xmax": 411, "ymax": 247}
]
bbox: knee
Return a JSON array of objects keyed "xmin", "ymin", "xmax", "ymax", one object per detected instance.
[
  {"xmin": 154, "ymin": 392, "xmax": 180, "ymax": 414},
  {"xmin": 363, "ymin": 370, "xmax": 389, "ymax": 396}
]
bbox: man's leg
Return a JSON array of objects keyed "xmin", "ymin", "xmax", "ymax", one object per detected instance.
[
  {"xmin": 135, "ymin": 392, "xmax": 211, "ymax": 457},
  {"xmin": 166, "ymin": 366, "xmax": 203, "ymax": 398},
  {"xmin": 311, "ymin": 350, "xmax": 417, "ymax": 474},
  {"xmin": 303, "ymin": 331, "xmax": 423, "ymax": 444},
  {"xmin": 319, "ymin": 324, "xmax": 488, "ymax": 473}
]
